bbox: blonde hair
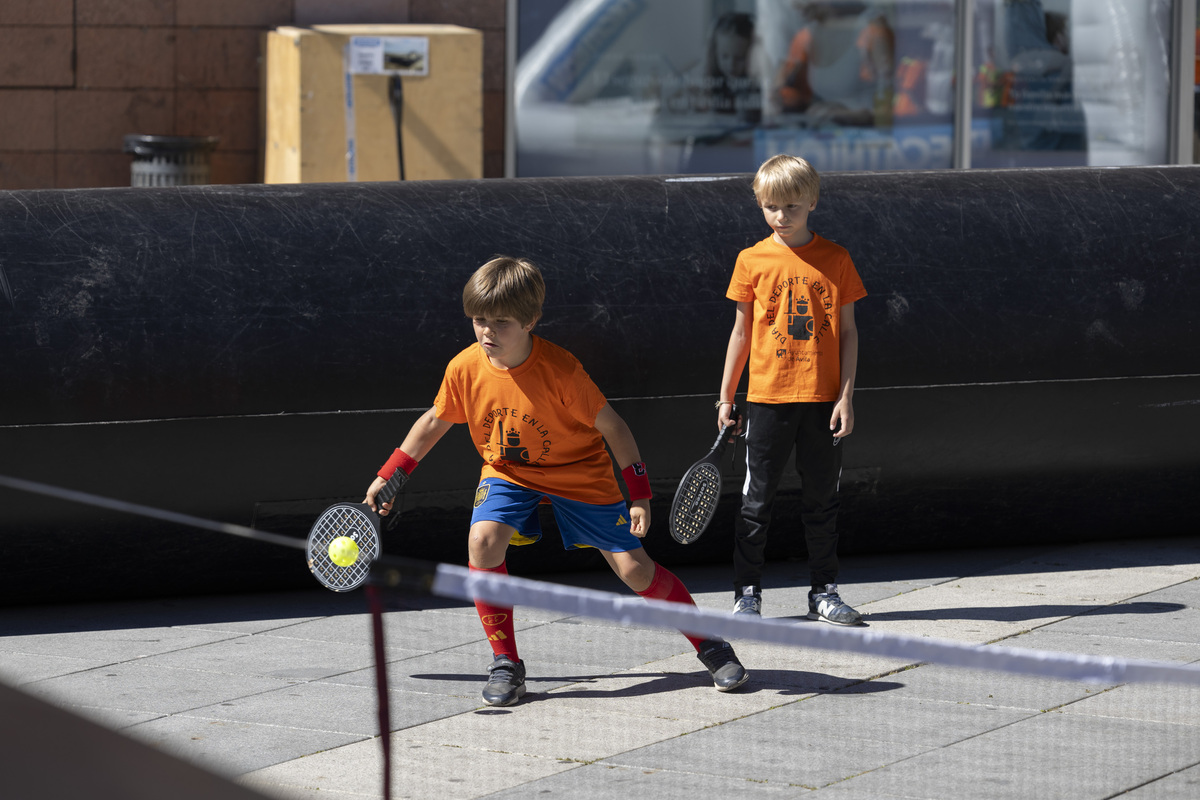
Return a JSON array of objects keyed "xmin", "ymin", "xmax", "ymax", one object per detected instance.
[
  {"xmin": 752, "ymin": 154, "xmax": 820, "ymax": 206},
  {"xmin": 462, "ymin": 256, "xmax": 545, "ymax": 325}
]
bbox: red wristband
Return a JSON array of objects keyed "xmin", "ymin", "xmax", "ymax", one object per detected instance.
[
  {"xmin": 621, "ymin": 462, "xmax": 651, "ymax": 501},
  {"xmin": 377, "ymin": 448, "xmax": 419, "ymax": 480}
]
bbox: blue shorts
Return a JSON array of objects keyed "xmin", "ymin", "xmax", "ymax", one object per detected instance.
[{"xmin": 470, "ymin": 478, "xmax": 643, "ymax": 553}]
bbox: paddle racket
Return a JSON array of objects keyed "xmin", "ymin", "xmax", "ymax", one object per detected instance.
[
  {"xmin": 306, "ymin": 470, "xmax": 407, "ymax": 592},
  {"xmin": 668, "ymin": 406, "xmax": 740, "ymax": 545}
]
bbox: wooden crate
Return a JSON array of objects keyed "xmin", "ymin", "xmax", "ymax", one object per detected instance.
[{"xmin": 262, "ymin": 25, "xmax": 482, "ymax": 183}]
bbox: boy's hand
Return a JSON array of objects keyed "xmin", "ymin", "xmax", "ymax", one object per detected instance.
[
  {"xmin": 717, "ymin": 405, "xmax": 743, "ymax": 437},
  {"xmin": 363, "ymin": 476, "xmax": 394, "ymax": 515},
  {"xmin": 830, "ymin": 399, "xmax": 854, "ymax": 440},
  {"xmin": 629, "ymin": 499, "xmax": 650, "ymax": 538}
]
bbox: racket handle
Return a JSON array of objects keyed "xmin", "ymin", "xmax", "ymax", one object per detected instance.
[
  {"xmin": 377, "ymin": 469, "xmax": 409, "ymax": 506},
  {"xmin": 714, "ymin": 404, "xmax": 740, "ymax": 449}
]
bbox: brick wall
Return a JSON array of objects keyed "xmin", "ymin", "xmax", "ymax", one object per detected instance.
[{"xmin": 0, "ymin": 0, "xmax": 506, "ymax": 189}]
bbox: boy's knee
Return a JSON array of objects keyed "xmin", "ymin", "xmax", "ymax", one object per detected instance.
[
  {"xmin": 606, "ymin": 552, "xmax": 655, "ymax": 592},
  {"xmin": 621, "ymin": 561, "xmax": 657, "ymax": 593},
  {"xmin": 468, "ymin": 522, "xmax": 512, "ymax": 567}
]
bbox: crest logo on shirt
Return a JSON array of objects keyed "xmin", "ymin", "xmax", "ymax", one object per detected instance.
[
  {"xmin": 480, "ymin": 407, "xmax": 552, "ymax": 467},
  {"xmin": 768, "ymin": 277, "xmax": 834, "ymax": 356},
  {"xmin": 496, "ymin": 419, "xmax": 531, "ymax": 464},
  {"xmin": 785, "ymin": 287, "xmax": 815, "ymax": 341}
]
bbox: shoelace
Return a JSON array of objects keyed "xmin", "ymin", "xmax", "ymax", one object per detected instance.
[
  {"xmin": 489, "ymin": 664, "xmax": 517, "ymax": 681},
  {"xmin": 705, "ymin": 643, "xmax": 740, "ymax": 667}
]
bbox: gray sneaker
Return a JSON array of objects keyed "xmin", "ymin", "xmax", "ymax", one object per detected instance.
[
  {"xmin": 733, "ymin": 586, "xmax": 762, "ymax": 616},
  {"xmin": 482, "ymin": 655, "xmax": 527, "ymax": 706},
  {"xmin": 697, "ymin": 640, "xmax": 750, "ymax": 691},
  {"xmin": 808, "ymin": 584, "xmax": 862, "ymax": 625}
]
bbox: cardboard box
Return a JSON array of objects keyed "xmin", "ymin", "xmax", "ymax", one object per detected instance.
[{"xmin": 262, "ymin": 24, "xmax": 483, "ymax": 183}]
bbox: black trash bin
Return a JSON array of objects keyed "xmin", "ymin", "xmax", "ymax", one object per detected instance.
[{"xmin": 123, "ymin": 135, "xmax": 220, "ymax": 187}]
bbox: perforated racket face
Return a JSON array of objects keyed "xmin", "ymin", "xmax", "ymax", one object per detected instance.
[
  {"xmin": 306, "ymin": 503, "xmax": 381, "ymax": 591},
  {"xmin": 669, "ymin": 461, "xmax": 723, "ymax": 544}
]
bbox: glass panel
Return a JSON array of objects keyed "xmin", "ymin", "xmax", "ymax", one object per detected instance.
[
  {"xmin": 513, "ymin": 1, "xmax": 960, "ymax": 176},
  {"xmin": 973, "ymin": 0, "xmax": 1172, "ymax": 168},
  {"xmin": 756, "ymin": 1, "xmax": 959, "ymax": 171},
  {"xmin": 512, "ymin": 0, "xmax": 1178, "ymax": 174},
  {"xmin": 514, "ymin": 0, "xmax": 762, "ymax": 176}
]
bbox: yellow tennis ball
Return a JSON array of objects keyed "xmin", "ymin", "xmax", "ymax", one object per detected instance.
[{"xmin": 328, "ymin": 536, "xmax": 360, "ymax": 567}]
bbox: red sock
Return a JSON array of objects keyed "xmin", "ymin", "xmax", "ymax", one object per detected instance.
[
  {"xmin": 636, "ymin": 564, "xmax": 707, "ymax": 652},
  {"xmin": 470, "ymin": 562, "xmax": 518, "ymax": 660}
]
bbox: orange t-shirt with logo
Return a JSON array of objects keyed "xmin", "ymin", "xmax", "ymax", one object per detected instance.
[
  {"xmin": 727, "ymin": 233, "xmax": 867, "ymax": 403},
  {"xmin": 434, "ymin": 335, "xmax": 622, "ymax": 504}
]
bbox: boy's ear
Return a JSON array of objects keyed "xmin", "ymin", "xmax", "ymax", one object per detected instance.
[{"xmin": 523, "ymin": 314, "xmax": 541, "ymax": 332}]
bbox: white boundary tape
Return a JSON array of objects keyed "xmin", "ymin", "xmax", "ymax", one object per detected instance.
[{"xmin": 434, "ymin": 565, "xmax": 1200, "ymax": 686}]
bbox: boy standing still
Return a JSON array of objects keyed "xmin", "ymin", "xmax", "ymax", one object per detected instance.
[
  {"xmin": 718, "ymin": 155, "xmax": 867, "ymax": 625},
  {"xmin": 366, "ymin": 256, "xmax": 749, "ymax": 707}
]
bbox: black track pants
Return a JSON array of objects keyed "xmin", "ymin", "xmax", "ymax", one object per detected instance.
[{"xmin": 732, "ymin": 401, "xmax": 842, "ymax": 594}]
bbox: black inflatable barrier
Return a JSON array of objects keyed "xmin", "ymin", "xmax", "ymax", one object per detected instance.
[{"xmin": 1, "ymin": 167, "xmax": 1197, "ymax": 604}]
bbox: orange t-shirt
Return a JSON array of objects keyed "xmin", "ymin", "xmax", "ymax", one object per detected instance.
[
  {"xmin": 727, "ymin": 233, "xmax": 867, "ymax": 403},
  {"xmin": 434, "ymin": 335, "xmax": 622, "ymax": 504}
]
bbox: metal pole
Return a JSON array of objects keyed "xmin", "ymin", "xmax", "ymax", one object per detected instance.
[
  {"xmin": 504, "ymin": 0, "xmax": 519, "ymax": 177},
  {"xmin": 953, "ymin": 0, "xmax": 977, "ymax": 169}
]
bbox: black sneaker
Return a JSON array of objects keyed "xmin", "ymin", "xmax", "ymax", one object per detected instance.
[
  {"xmin": 482, "ymin": 655, "xmax": 527, "ymax": 706},
  {"xmin": 807, "ymin": 584, "xmax": 862, "ymax": 625},
  {"xmin": 733, "ymin": 586, "xmax": 762, "ymax": 616},
  {"xmin": 697, "ymin": 640, "xmax": 749, "ymax": 691}
]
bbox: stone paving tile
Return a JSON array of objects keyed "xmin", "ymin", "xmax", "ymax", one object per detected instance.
[
  {"xmin": 1115, "ymin": 763, "xmax": 1200, "ymax": 800},
  {"xmin": 484, "ymin": 762, "xmax": 806, "ymax": 799},
  {"xmin": 245, "ymin": 736, "xmax": 580, "ymax": 799},
  {"xmin": 20, "ymin": 661, "xmax": 294, "ymax": 717},
  {"xmin": 129, "ymin": 712, "xmax": 371, "ymax": 777},
  {"xmin": 811, "ymin": 711, "xmax": 1200, "ymax": 800},
  {"xmin": 839, "ymin": 661, "xmax": 1110, "ymax": 713}
]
